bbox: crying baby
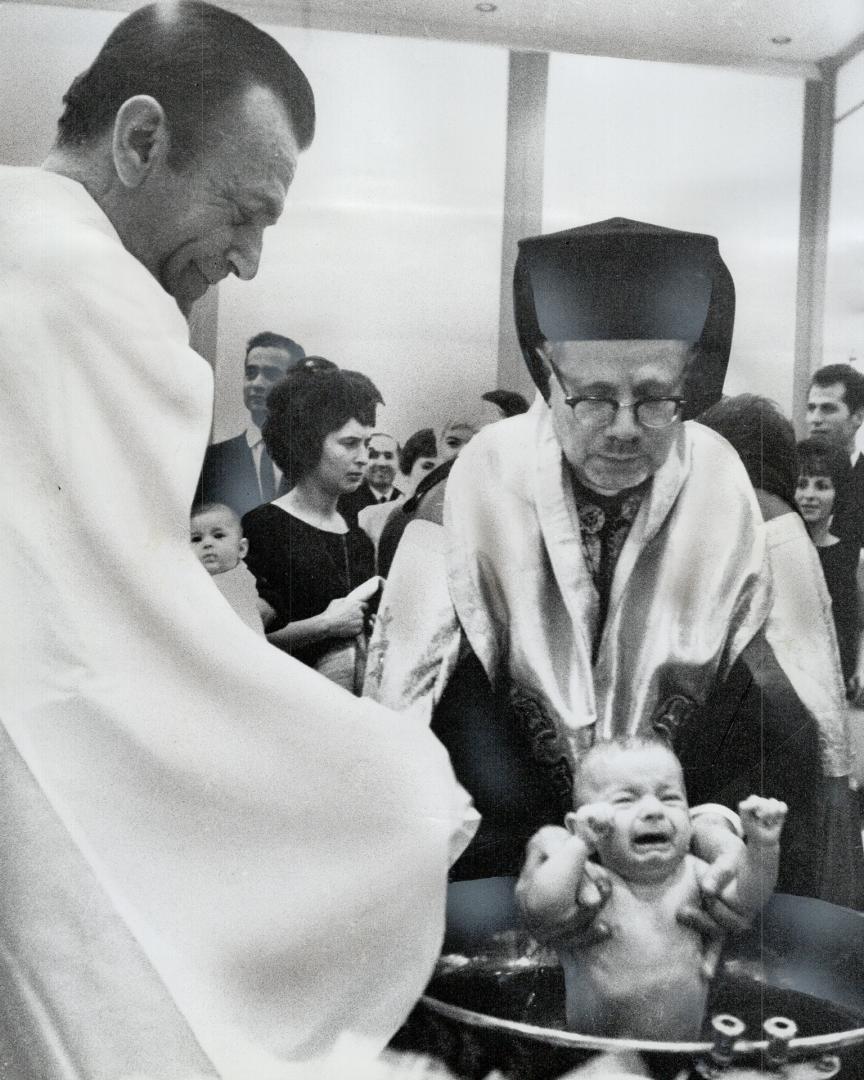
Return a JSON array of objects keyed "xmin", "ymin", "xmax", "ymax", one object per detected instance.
[{"xmin": 515, "ymin": 736, "xmax": 786, "ymax": 1041}]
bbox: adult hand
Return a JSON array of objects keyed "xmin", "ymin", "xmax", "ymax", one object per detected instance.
[
  {"xmin": 569, "ymin": 802, "xmax": 615, "ymax": 850},
  {"xmin": 323, "ymin": 596, "xmax": 368, "ymax": 638},
  {"xmin": 516, "ymin": 826, "xmax": 612, "ymax": 947},
  {"xmin": 679, "ymin": 816, "xmax": 752, "ymax": 939}
]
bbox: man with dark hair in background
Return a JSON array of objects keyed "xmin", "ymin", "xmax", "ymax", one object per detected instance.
[
  {"xmin": 0, "ymin": 4, "xmax": 474, "ymax": 1075},
  {"xmin": 807, "ymin": 362, "xmax": 864, "ymax": 551},
  {"xmin": 196, "ymin": 330, "xmax": 306, "ymax": 517}
]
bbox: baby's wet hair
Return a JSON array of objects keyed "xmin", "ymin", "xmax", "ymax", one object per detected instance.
[{"xmin": 573, "ymin": 735, "xmax": 681, "ymax": 806}]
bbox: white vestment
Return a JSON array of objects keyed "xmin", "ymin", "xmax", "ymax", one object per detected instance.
[
  {"xmin": 366, "ymin": 407, "xmax": 772, "ymax": 761},
  {"xmin": 0, "ymin": 167, "xmax": 475, "ymax": 1079}
]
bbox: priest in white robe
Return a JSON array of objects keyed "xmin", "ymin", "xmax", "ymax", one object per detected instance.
[{"xmin": 0, "ymin": 4, "xmax": 475, "ymax": 1077}]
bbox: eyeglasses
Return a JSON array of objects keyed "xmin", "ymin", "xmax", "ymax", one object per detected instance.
[{"xmin": 548, "ymin": 358, "xmax": 685, "ymax": 430}]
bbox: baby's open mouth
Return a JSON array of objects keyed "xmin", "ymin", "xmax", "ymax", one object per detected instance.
[{"xmin": 632, "ymin": 830, "xmax": 672, "ymax": 848}]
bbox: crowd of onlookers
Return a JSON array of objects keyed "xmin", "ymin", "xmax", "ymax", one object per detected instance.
[
  {"xmin": 191, "ymin": 331, "xmax": 529, "ymax": 691},
  {"xmin": 192, "ymin": 333, "xmax": 864, "ymax": 746},
  {"xmin": 22, "ymin": 1, "xmax": 864, "ymax": 1067}
]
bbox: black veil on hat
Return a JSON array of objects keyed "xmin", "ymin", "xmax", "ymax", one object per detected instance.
[{"xmin": 513, "ymin": 217, "xmax": 735, "ymax": 419}]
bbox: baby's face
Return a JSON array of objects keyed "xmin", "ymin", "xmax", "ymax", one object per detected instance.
[
  {"xmin": 190, "ymin": 508, "xmax": 247, "ymax": 576},
  {"xmin": 576, "ymin": 745, "xmax": 691, "ymax": 883}
]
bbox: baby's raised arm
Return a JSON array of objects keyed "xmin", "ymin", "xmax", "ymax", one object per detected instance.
[
  {"xmin": 515, "ymin": 811, "xmax": 611, "ymax": 945},
  {"xmin": 716, "ymin": 796, "xmax": 787, "ymax": 917}
]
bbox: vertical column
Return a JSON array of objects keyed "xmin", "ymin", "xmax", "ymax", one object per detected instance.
[
  {"xmin": 496, "ymin": 50, "xmax": 548, "ymax": 398},
  {"xmin": 792, "ymin": 67, "xmax": 836, "ymax": 434}
]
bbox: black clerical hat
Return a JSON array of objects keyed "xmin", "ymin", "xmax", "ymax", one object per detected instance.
[{"xmin": 514, "ymin": 218, "xmax": 735, "ymax": 419}]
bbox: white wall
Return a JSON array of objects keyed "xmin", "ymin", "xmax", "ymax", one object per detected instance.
[
  {"xmin": 0, "ymin": 3, "xmax": 121, "ymax": 165},
  {"xmin": 543, "ymin": 53, "xmax": 804, "ymax": 413},
  {"xmin": 215, "ymin": 25, "xmax": 508, "ymax": 443},
  {"xmin": 3, "ymin": 2, "xmax": 847, "ymax": 435}
]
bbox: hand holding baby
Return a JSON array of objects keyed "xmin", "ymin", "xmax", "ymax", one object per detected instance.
[
  {"xmin": 516, "ymin": 739, "xmax": 789, "ymax": 1041},
  {"xmin": 569, "ymin": 802, "xmax": 615, "ymax": 849}
]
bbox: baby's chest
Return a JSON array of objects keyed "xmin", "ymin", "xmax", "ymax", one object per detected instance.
[{"xmin": 593, "ymin": 883, "xmax": 702, "ymax": 968}]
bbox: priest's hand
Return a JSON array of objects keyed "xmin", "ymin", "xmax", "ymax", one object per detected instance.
[
  {"xmin": 516, "ymin": 826, "xmax": 612, "ymax": 947},
  {"xmin": 678, "ymin": 813, "xmax": 752, "ymax": 944}
]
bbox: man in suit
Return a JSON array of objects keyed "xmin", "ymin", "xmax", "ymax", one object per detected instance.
[
  {"xmin": 339, "ymin": 431, "xmax": 402, "ymax": 524},
  {"xmin": 196, "ymin": 331, "xmax": 305, "ymax": 516},
  {"xmin": 807, "ymin": 363, "xmax": 864, "ymax": 550}
]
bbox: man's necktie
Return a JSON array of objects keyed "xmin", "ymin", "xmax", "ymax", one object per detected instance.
[{"xmin": 259, "ymin": 445, "xmax": 277, "ymax": 502}]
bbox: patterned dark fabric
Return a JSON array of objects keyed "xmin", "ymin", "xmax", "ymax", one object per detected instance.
[
  {"xmin": 432, "ymin": 654, "xmax": 565, "ymax": 881},
  {"xmin": 571, "ymin": 475, "xmax": 647, "ymax": 651}
]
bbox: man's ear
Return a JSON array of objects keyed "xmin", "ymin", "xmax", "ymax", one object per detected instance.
[
  {"xmin": 112, "ymin": 96, "xmax": 169, "ymax": 188},
  {"xmin": 238, "ymin": 537, "xmax": 249, "ymax": 560},
  {"xmin": 853, "ymin": 405, "xmax": 864, "ymax": 430}
]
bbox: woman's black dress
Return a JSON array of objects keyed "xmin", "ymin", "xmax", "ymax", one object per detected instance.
[{"xmin": 242, "ymin": 503, "xmax": 375, "ymax": 668}]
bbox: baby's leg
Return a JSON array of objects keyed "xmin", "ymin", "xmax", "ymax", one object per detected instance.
[{"xmin": 722, "ymin": 796, "xmax": 787, "ymax": 917}]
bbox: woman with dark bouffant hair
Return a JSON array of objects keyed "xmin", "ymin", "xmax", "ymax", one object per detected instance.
[{"xmin": 242, "ymin": 358, "xmax": 383, "ymax": 690}]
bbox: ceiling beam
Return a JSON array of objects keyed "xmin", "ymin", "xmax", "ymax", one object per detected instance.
[
  {"xmin": 0, "ymin": 0, "xmax": 825, "ymax": 79},
  {"xmin": 829, "ymin": 28, "xmax": 864, "ymax": 69}
]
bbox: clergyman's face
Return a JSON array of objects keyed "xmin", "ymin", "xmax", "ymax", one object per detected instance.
[
  {"xmin": 543, "ymin": 339, "xmax": 689, "ymax": 494},
  {"xmin": 138, "ymin": 85, "xmax": 299, "ymax": 315},
  {"xmin": 244, "ymin": 346, "xmax": 301, "ymax": 425}
]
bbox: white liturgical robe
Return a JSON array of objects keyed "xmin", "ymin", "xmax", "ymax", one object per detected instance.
[{"xmin": 0, "ymin": 166, "xmax": 475, "ymax": 1079}]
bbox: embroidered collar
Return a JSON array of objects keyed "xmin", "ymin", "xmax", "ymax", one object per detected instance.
[{"xmin": 570, "ymin": 476, "xmax": 648, "ymax": 583}]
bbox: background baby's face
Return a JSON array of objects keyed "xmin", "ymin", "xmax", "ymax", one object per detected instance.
[
  {"xmin": 574, "ymin": 744, "xmax": 692, "ymax": 883},
  {"xmin": 190, "ymin": 508, "xmax": 247, "ymax": 576}
]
